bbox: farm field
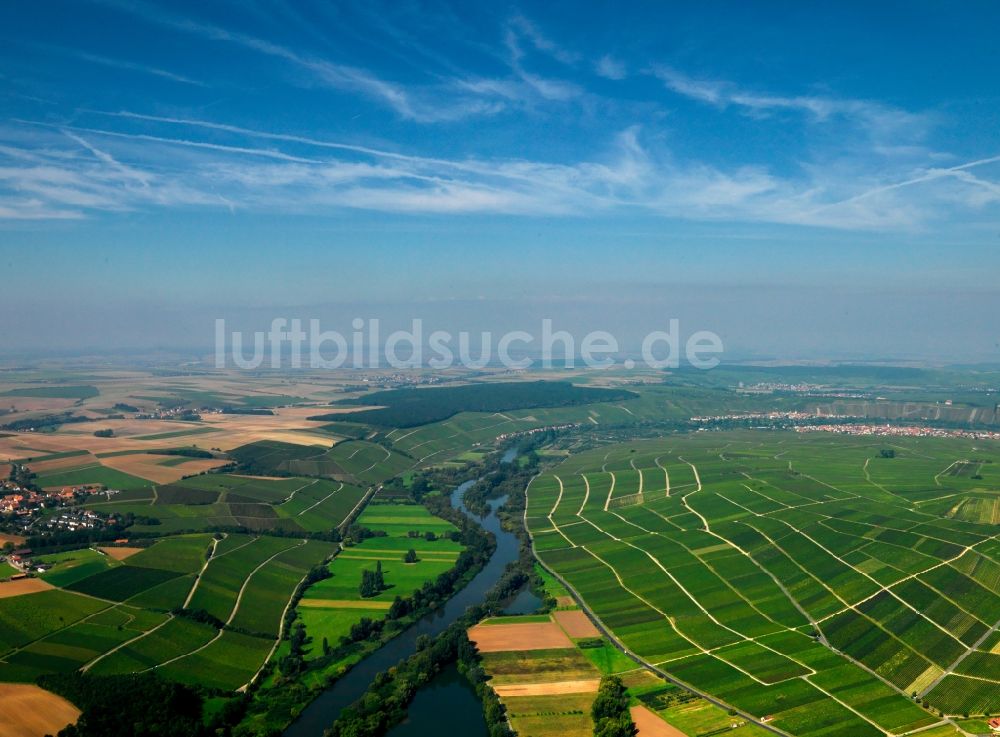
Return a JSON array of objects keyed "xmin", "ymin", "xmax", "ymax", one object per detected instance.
[
  {"xmin": 0, "ymin": 372, "xmax": 751, "ymax": 492},
  {"xmin": 298, "ymin": 502, "xmax": 462, "ymax": 651},
  {"xmin": 79, "ymin": 472, "xmax": 368, "ymax": 534},
  {"xmin": 470, "ymin": 611, "xmax": 738, "ymax": 737},
  {"xmin": 0, "ymin": 530, "xmax": 336, "ymax": 692},
  {"xmin": 38, "ymin": 548, "xmax": 120, "ymax": 587},
  {"xmin": 526, "ymin": 431, "xmax": 1000, "ymax": 736},
  {"xmin": 8, "ymin": 368, "xmax": 1000, "ymax": 736},
  {"xmin": 0, "ymin": 683, "xmax": 81, "ymax": 737},
  {"xmin": 227, "ymin": 438, "xmax": 413, "ymax": 486}
]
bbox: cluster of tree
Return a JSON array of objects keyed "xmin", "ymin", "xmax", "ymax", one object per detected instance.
[
  {"xmin": 459, "ymin": 430, "xmax": 555, "ymax": 518},
  {"xmin": 219, "ymin": 407, "xmax": 275, "ymax": 415},
  {"xmin": 196, "ymin": 524, "xmax": 343, "ymax": 543},
  {"xmin": 344, "ymin": 523, "xmax": 386, "ymax": 545},
  {"xmin": 359, "ymin": 561, "xmax": 386, "ymax": 598},
  {"xmin": 277, "ymin": 564, "xmax": 333, "ymax": 675},
  {"xmin": 1, "ymin": 412, "xmax": 92, "ymax": 431},
  {"xmin": 171, "ymin": 607, "xmax": 225, "ymax": 630},
  {"xmin": 326, "ymin": 624, "xmax": 493, "ymax": 737},
  {"xmin": 131, "ymin": 514, "xmax": 161, "ymax": 526},
  {"xmin": 25, "ymin": 517, "xmax": 135, "ymax": 551},
  {"xmin": 8, "ymin": 463, "xmax": 39, "ymax": 491},
  {"xmin": 152, "ymin": 447, "xmax": 215, "ymax": 458},
  {"xmin": 455, "ymin": 614, "xmax": 524, "ymax": 737},
  {"xmin": 93, "ymin": 429, "xmax": 115, "ymax": 438},
  {"xmin": 403, "ymin": 549, "xmax": 418, "ymax": 563},
  {"xmin": 182, "ymin": 462, "xmax": 237, "ymax": 478},
  {"xmin": 279, "ymin": 621, "xmax": 309, "ymax": 677},
  {"xmin": 282, "ymin": 563, "xmax": 333, "ymax": 633},
  {"xmin": 463, "ymin": 460, "xmax": 531, "ymax": 517},
  {"xmin": 113, "ymin": 402, "xmax": 140, "ymax": 412},
  {"xmin": 167, "ymin": 606, "xmax": 274, "ymax": 641},
  {"xmin": 590, "ymin": 676, "xmax": 637, "ymax": 737},
  {"xmin": 406, "ymin": 529, "xmax": 438, "ymax": 541},
  {"xmin": 317, "ymin": 420, "xmax": 370, "ymax": 439},
  {"xmin": 347, "ymin": 615, "xmax": 384, "ymax": 643},
  {"xmin": 37, "ymin": 672, "xmax": 208, "ymax": 737}
]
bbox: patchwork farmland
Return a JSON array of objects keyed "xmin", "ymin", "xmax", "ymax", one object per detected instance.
[
  {"xmin": 0, "ymin": 532, "xmax": 337, "ymax": 690},
  {"xmin": 526, "ymin": 431, "xmax": 1000, "ymax": 737},
  {"xmin": 0, "ymin": 467, "xmax": 369, "ymax": 693},
  {"xmin": 82, "ymin": 473, "xmax": 368, "ymax": 534},
  {"xmin": 469, "ymin": 606, "xmax": 774, "ymax": 737}
]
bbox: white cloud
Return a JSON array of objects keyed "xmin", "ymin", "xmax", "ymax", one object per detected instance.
[
  {"xmin": 651, "ymin": 65, "xmax": 930, "ymax": 141},
  {"xmin": 84, "ymin": 2, "xmax": 593, "ymax": 121},
  {"xmin": 87, "ymin": 1, "xmax": 509, "ymax": 123},
  {"xmin": 595, "ymin": 55, "xmax": 627, "ymax": 80},
  {"xmin": 506, "ymin": 15, "xmax": 581, "ymax": 66},
  {"xmin": 3, "ymin": 115, "xmax": 996, "ymax": 231}
]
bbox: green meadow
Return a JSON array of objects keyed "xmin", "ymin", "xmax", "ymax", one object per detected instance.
[{"xmin": 296, "ymin": 502, "xmax": 463, "ymax": 660}]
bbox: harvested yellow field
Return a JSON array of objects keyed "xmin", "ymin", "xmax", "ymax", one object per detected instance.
[
  {"xmin": 469, "ymin": 621, "xmax": 574, "ymax": 652},
  {"xmin": 0, "ymin": 408, "xmax": 336, "ymax": 463},
  {"xmin": 630, "ymin": 705, "xmax": 687, "ymax": 737},
  {"xmin": 0, "ymin": 436, "xmax": 53, "ymax": 461},
  {"xmin": 553, "ymin": 609, "xmax": 600, "ymax": 638},
  {"xmin": 0, "ymin": 397, "xmax": 78, "ymax": 413},
  {"xmin": 493, "ymin": 679, "xmax": 600, "ymax": 697},
  {"xmin": 210, "ymin": 405, "xmax": 333, "ymax": 427},
  {"xmin": 28, "ymin": 453, "xmax": 99, "ymax": 474},
  {"xmin": 195, "ymin": 428, "xmax": 330, "ymax": 450},
  {"xmin": 0, "ymin": 578, "xmax": 54, "ymax": 598},
  {"xmin": 0, "ymin": 427, "xmax": 221, "ymax": 457},
  {"xmin": 99, "ymin": 454, "xmax": 229, "ymax": 484},
  {"xmin": 0, "ymin": 684, "xmax": 80, "ymax": 737},
  {"xmin": 97, "ymin": 546, "xmax": 143, "ymax": 560}
]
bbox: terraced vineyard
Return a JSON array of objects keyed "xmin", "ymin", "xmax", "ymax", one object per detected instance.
[
  {"xmin": 83, "ymin": 473, "xmax": 368, "ymax": 534},
  {"xmin": 0, "ymin": 468, "xmax": 368, "ymax": 691},
  {"xmin": 0, "ymin": 532, "xmax": 337, "ymax": 690},
  {"xmin": 526, "ymin": 431, "xmax": 1000, "ymax": 737}
]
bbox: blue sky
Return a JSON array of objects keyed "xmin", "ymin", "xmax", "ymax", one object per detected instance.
[{"xmin": 2, "ymin": 1, "xmax": 999, "ymax": 359}]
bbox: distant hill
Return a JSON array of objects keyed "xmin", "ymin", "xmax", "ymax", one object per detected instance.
[{"xmin": 310, "ymin": 380, "xmax": 637, "ymax": 428}]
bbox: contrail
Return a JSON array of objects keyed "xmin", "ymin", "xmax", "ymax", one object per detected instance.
[{"xmin": 815, "ymin": 153, "xmax": 1000, "ymax": 211}]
